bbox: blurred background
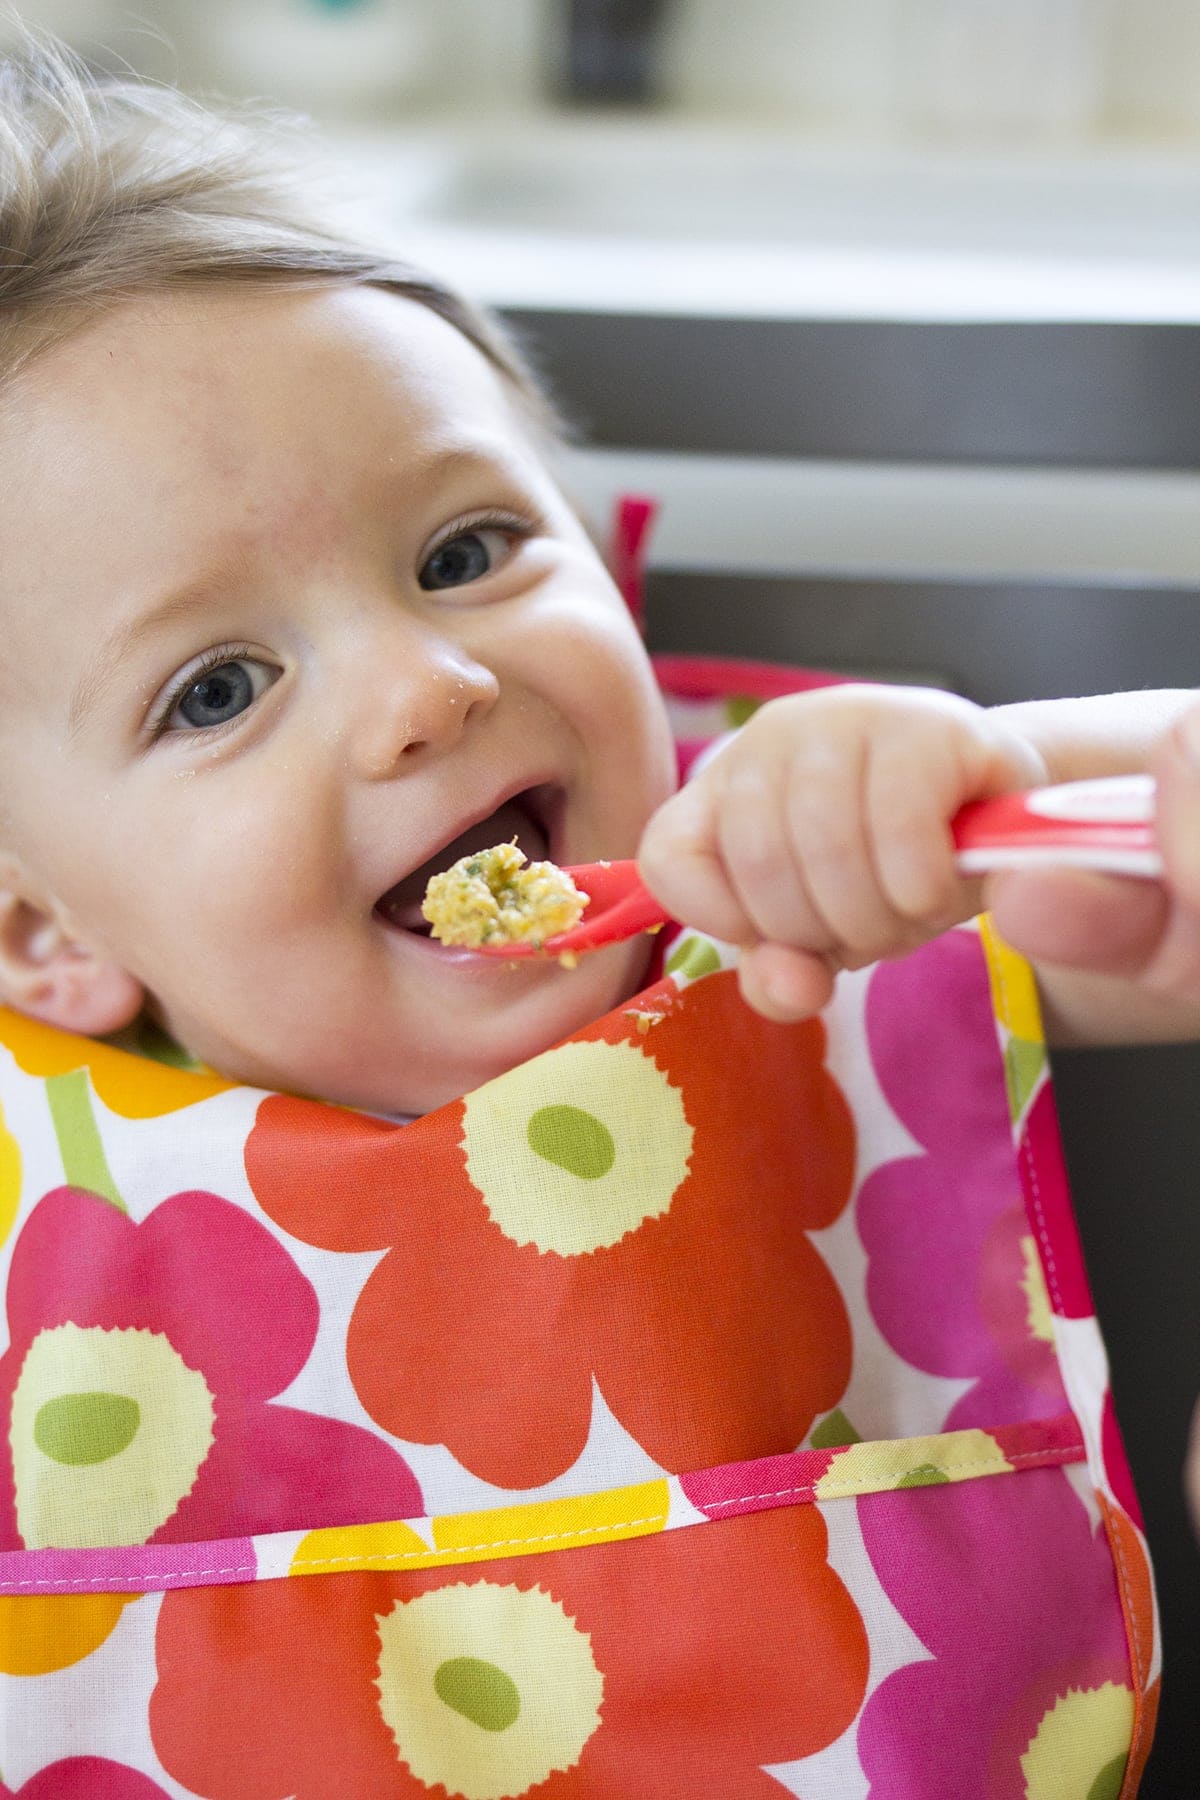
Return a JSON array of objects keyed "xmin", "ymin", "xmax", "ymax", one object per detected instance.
[
  {"xmin": 12, "ymin": 0, "xmax": 1200, "ymax": 140},
  {"xmin": 4, "ymin": 3, "xmax": 1200, "ymax": 1793}
]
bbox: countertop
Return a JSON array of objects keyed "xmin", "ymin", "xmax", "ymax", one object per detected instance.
[{"xmin": 333, "ymin": 114, "xmax": 1200, "ymax": 321}]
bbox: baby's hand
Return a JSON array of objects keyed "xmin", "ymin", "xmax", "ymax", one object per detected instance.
[{"xmin": 638, "ymin": 684, "xmax": 1048, "ymax": 1021}]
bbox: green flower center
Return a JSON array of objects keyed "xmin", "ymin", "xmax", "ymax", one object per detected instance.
[
  {"xmin": 462, "ymin": 1038, "xmax": 694, "ymax": 1256},
  {"xmin": 526, "ymin": 1106, "xmax": 615, "ymax": 1180},
  {"xmin": 1087, "ymin": 1755, "xmax": 1128, "ymax": 1800},
  {"xmin": 435, "ymin": 1657, "xmax": 521, "ymax": 1733},
  {"xmin": 33, "ymin": 1391, "xmax": 140, "ymax": 1466},
  {"xmin": 375, "ymin": 1580, "xmax": 604, "ymax": 1798}
]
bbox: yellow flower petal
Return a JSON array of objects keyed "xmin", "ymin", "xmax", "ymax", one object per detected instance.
[
  {"xmin": 291, "ymin": 1517, "xmax": 433, "ymax": 1576},
  {"xmin": 1020, "ymin": 1235, "xmax": 1056, "ymax": 1346},
  {"xmin": 432, "ymin": 1480, "xmax": 670, "ymax": 1565},
  {"xmin": 0, "ymin": 1007, "xmax": 231, "ymax": 1119},
  {"xmin": 980, "ymin": 917, "xmax": 1045, "ymax": 1045},
  {"xmin": 0, "ymin": 1590, "xmax": 133, "ymax": 1674},
  {"xmin": 0, "ymin": 1095, "xmax": 20, "ymax": 1247},
  {"xmin": 291, "ymin": 1481, "xmax": 670, "ymax": 1579}
]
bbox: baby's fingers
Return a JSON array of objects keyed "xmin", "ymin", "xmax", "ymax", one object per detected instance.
[
  {"xmin": 865, "ymin": 746, "xmax": 983, "ymax": 929},
  {"xmin": 637, "ymin": 782, "xmax": 757, "ymax": 945},
  {"xmin": 738, "ymin": 942, "xmax": 837, "ymax": 1022},
  {"xmin": 715, "ymin": 753, "xmax": 839, "ymax": 952}
]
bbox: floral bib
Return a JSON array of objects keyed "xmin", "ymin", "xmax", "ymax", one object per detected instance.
[{"xmin": 0, "ymin": 662, "xmax": 1159, "ymax": 1800}]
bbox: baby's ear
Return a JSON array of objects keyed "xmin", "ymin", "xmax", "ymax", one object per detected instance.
[{"xmin": 0, "ymin": 879, "xmax": 144, "ymax": 1037}]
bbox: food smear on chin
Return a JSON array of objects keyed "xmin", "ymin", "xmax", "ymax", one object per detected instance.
[{"xmin": 421, "ymin": 841, "xmax": 586, "ymax": 949}]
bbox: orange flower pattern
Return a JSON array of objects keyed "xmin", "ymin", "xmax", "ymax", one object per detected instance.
[
  {"xmin": 245, "ymin": 971, "xmax": 856, "ymax": 1488},
  {"xmin": 150, "ymin": 1505, "xmax": 869, "ymax": 1799}
]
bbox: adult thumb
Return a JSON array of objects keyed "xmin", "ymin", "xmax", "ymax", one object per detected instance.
[{"xmin": 1151, "ymin": 702, "xmax": 1200, "ymax": 914}]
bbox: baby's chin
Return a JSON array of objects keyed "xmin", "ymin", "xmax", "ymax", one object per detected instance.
[
  {"xmin": 151, "ymin": 933, "xmax": 658, "ymax": 1119},
  {"xmin": 321, "ymin": 939, "xmax": 659, "ymax": 1118}
]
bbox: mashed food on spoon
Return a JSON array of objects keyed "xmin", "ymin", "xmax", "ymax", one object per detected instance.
[{"xmin": 421, "ymin": 842, "xmax": 586, "ymax": 949}]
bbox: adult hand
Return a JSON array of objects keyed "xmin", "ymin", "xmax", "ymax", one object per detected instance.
[{"xmin": 985, "ymin": 704, "xmax": 1200, "ymax": 1042}]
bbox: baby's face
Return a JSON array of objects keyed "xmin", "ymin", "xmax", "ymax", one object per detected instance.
[{"xmin": 0, "ymin": 285, "xmax": 677, "ymax": 1112}]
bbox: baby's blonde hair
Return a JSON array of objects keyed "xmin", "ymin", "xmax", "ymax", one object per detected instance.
[{"xmin": 0, "ymin": 32, "xmax": 550, "ymax": 414}]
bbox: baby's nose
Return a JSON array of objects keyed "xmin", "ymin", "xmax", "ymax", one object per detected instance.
[{"xmin": 356, "ymin": 644, "xmax": 499, "ymax": 779}]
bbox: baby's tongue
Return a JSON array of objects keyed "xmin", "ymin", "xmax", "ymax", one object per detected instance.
[{"xmin": 379, "ymin": 799, "xmax": 548, "ymax": 931}]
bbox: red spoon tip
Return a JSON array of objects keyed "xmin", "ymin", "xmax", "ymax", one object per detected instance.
[{"xmin": 468, "ymin": 861, "xmax": 667, "ymax": 959}]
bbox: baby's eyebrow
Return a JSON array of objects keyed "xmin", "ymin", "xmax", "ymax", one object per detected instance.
[
  {"xmin": 66, "ymin": 438, "xmax": 532, "ymax": 736},
  {"xmin": 67, "ymin": 582, "xmax": 230, "ymax": 738}
]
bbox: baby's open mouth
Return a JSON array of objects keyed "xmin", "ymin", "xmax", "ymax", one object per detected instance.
[{"xmin": 374, "ymin": 787, "xmax": 559, "ymax": 935}]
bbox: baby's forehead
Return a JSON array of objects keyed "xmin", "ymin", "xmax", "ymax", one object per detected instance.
[
  {"xmin": 1, "ymin": 284, "xmax": 549, "ymax": 564},
  {"xmin": 11, "ymin": 283, "xmax": 524, "ymax": 442}
]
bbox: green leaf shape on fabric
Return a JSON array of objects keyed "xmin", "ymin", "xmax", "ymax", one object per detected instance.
[
  {"xmin": 725, "ymin": 695, "xmax": 763, "ymax": 727},
  {"xmin": 894, "ymin": 1463, "xmax": 951, "ymax": 1488},
  {"xmin": 44, "ymin": 1069, "xmax": 126, "ymax": 1213},
  {"xmin": 666, "ymin": 935, "xmax": 721, "ymax": 982},
  {"xmin": 434, "ymin": 1657, "xmax": 522, "ymax": 1733},
  {"xmin": 1004, "ymin": 1035, "xmax": 1046, "ymax": 1122},
  {"xmin": 810, "ymin": 1407, "xmax": 862, "ymax": 1449},
  {"xmin": 33, "ymin": 1391, "xmax": 141, "ymax": 1466},
  {"xmin": 527, "ymin": 1105, "xmax": 616, "ymax": 1180}
]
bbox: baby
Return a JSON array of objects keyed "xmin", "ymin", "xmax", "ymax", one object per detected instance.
[
  {"xmin": 0, "ymin": 56, "xmax": 1196, "ymax": 1122},
  {"xmin": 0, "ymin": 37, "xmax": 1192, "ymax": 1797}
]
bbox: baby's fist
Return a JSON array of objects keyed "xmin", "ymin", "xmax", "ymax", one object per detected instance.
[{"xmin": 638, "ymin": 685, "xmax": 1048, "ymax": 1021}]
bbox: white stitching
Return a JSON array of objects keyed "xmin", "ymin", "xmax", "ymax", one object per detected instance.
[{"xmin": 0, "ymin": 1439, "xmax": 1084, "ymax": 1591}]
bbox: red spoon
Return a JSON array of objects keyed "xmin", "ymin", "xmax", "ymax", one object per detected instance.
[{"xmin": 469, "ymin": 774, "xmax": 1162, "ymax": 960}]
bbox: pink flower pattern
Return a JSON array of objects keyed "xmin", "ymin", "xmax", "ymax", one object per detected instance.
[
  {"xmin": 856, "ymin": 1469, "xmax": 1133, "ymax": 1797},
  {"xmin": 858, "ymin": 933, "xmax": 1068, "ymax": 1430},
  {"xmin": 0, "ymin": 1187, "xmax": 422, "ymax": 1546}
]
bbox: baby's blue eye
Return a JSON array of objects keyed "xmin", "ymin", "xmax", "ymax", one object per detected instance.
[
  {"xmin": 168, "ymin": 659, "xmax": 274, "ymax": 731},
  {"xmin": 419, "ymin": 528, "xmax": 508, "ymax": 591}
]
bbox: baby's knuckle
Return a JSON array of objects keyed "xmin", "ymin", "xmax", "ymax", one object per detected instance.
[
  {"xmin": 739, "ymin": 850, "xmax": 791, "ymax": 904},
  {"xmin": 890, "ymin": 862, "xmax": 963, "ymax": 927},
  {"xmin": 787, "ymin": 800, "xmax": 860, "ymax": 873}
]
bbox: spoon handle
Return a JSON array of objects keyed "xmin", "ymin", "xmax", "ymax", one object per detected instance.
[{"xmin": 952, "ymin": 774, "xmax": 1160, "ymax": 877}]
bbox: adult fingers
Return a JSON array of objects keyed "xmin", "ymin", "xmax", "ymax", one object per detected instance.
[
  {"xmin": 985, "ymin": 867, "xmax": 1170, "ymax": 980},
  {"xmin": 1152, "ymin": 710, "xmax": 1200, "ymax": 911}
]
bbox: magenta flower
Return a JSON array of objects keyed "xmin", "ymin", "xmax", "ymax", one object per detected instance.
[
  {"xmin": 858, "ymin": 933, "xmax": 1068, "ymax": 1430},
  {"xmin": 856, "ymin": 1470, "xmax": 1136, "ymax": 1797},
  {"xmin": 0, "ymin": 1187, "xmax": 422, "ymax": 1554},
  {"xmin": 0, "ymin": 1761, "xmax": 171, "ymax": 1800}
]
